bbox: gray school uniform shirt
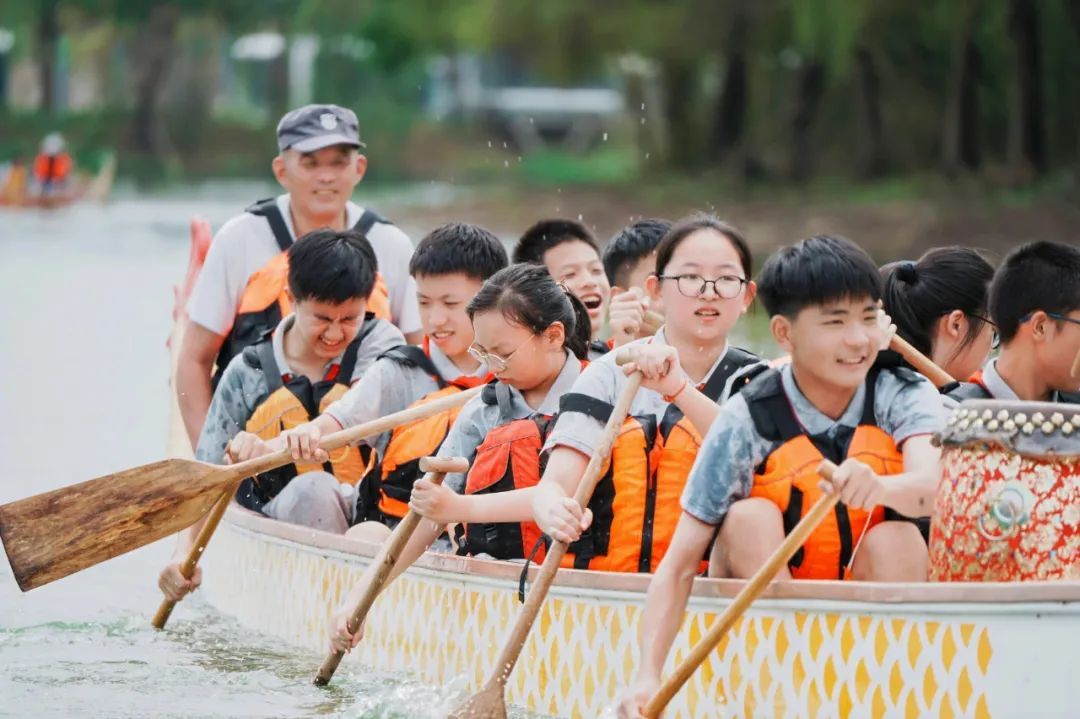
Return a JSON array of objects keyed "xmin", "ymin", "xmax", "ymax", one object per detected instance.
[
  {"xmin": 195, "ymin": 314, "xmax": 404, "ymax": 464},
  {"xmin": 544, "ymin": 330, "xmax": 758, "ymax": 459},
  {"xmin": 680, "ymin": 363, "xmax": 946, "ymax": 526},
  {"xmin": 438, "ymin": 351, "xmax": 584, "ymax": 493},
  {"xmin": 321, "ymin": 341, "xmax": 490, "ymax": 457}
]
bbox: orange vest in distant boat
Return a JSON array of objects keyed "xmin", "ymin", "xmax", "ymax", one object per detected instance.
[
  {"xmin": 355, "ymin": 340, "xmax": 491, "ymax": 522},
  {"xmin": 743, "ymin": 367, "xmax": 909, "ymax": 580},
  {"xmin": 32, "ymin": 153, "xmax": 72, "ymax": 184},
  {"xmin": 233, "ymin": 316, "xmax": 377, "ymax": 513},
  {"xmin": 213, "ymin": 199, "xmax": 391, "ymax": 387},
  {"xmin": 560, "ymin": 347, "xmax": 763, "ymax": 573}
]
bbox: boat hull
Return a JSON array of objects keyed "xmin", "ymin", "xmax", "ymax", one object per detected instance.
[{"xmin": 202, "ymin": 507, "xmax": 1080, "ymax": 718}]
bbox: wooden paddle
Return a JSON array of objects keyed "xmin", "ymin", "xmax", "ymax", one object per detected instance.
[
  {"xmin": 448, "ymin": 370, "xmax": 643, "ymax": 719},
  {"xmin": 642, "ymin": 460, "xmax": 841, "ymax": 717},
  {"xmin": 889, "ymin": 335, "xmax": 955, "ymax": 389},
  {"xmin": 0, "ymin": 385, "xmax": 483, "ymax": 593},
  {"xmin": 314, "ymin": 455, "xmax": 469, "ymax": 686}
]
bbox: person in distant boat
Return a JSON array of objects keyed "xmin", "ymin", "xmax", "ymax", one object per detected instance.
[
  {"xmin": 513, "ymin": 218, "xmax": 612, "ymax": 359},
  {"xmin": 327, "ymin": 264, "xmax": 593, "ymax": 654},
  {"xmin": 244, "ymin": 223, "xmax": 508, "ymax": 539},
  {"xmin": 611, "ymin": 235, "xmax": 945, "ymax": 718},
  {"xmin": 879, "ymin": 247, "xmax": 996, "ymax": 386},
  {"xmin": 158, "ymin": 229, "xmax": 404, "ymax": 604},
  {"xmin": 946, "ymin": 240, "xmax": 1080, "ymax": 404},
  {"xmin": 0, "ymin": 155, "xmax": 28, "ymax": 205},
  {"xmin": 176, "ymin": 103, "xmax": 422, "ymax": 451},
  {"xmin": 31, "ymin": 133, "xmax": 73, "ymax": 199},
  {"xmin": 603, "ymin": 218, "xmax": 671, "ymax": 348}
]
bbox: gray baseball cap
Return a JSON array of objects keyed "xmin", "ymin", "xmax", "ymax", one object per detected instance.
[{"xmin": 276, "ymin": 104, "xmax": 365, "ymax": 153}]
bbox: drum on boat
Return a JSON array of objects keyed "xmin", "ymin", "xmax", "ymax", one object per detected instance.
[{"xmin": 930, "ymin": 399, "xmax": 1080, "ymax": 582}]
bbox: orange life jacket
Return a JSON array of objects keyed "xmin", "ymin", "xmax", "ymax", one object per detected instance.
[
  {"xmin": 355, "ymin": 341, "xmax": 491, "ymax": 522},
  {"xmin": 32, "ymin": 153, "xmax": 72, "ymax": 184},
  {"xmin": 455, "ymin": 381, "xmax": 554, "ymax": 560},
  {"xmin": 560, "ymin": 347, "xmax": 763, "ymax": 573},
  {"xmin": 234, "ymin": 316, "xmax": 377, "ymax": 513},
  {"xmin": 213, "ymin": 199, "xmax": 392, "ymax": 387},
  {"xmin": 743, "ymin": 367, "xmax": 907, "ymax": 580}
]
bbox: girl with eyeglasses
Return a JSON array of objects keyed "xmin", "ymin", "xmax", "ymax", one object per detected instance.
[
  {"xmin": 327, "ymin": 262, "xmax": 597, "ymax": 654},
  {"xmin": 531, "ymin": 214, "xmax": 763, "ymax": 572},
  {"xmin": 879, "ymin": 247, "xmax": 996, "ymax": 385}
]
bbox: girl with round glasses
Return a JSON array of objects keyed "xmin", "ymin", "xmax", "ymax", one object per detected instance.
[{"xmin": 531, "ymin": 214, "xmax": 764, "ymax": 571}]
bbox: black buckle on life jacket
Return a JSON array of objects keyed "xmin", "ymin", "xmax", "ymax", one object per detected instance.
[{"xmin": 518, "ymin": 534, "xmax": 553, "ymax": 603}]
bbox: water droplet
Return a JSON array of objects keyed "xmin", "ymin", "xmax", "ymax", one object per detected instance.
[
  {"xmin": 641, "ymin": 118, "xmax": 646, "ymax": 125},
  {"xmin": 502, "ymin": 142, "xmax": 508, "ymax": 149},
  {"xmin": 641, "ymin": 102, "xmax": 646, "ymax": 111},
  {"xmin": 577, "ymin": 214, "xmax": 583, "ymax": 221},
  {"xmin": 645, "ymin": 153, "xmax": 650, "ymax": 160},
  {"xmin": 602, "ymin": 132, "xmax": 608, "ymax": 142},
  {"xmin": 487, "ymin": 140, "xmax": 492, "ymax": 148},
  {"xmin": 503, "ymin": 160, "xmax": 509, "ymax": 168}
]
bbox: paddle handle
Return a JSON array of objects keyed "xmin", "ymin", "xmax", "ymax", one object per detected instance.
[
  {"xmin": 485, "ymin": 373, "xmax": 643, "ymax": 688},
  {"xmin": 152, "ymin": 485, "xmax": 235, "ymax": 629},
  {"xmin": 644, "ymin": 310, "xmax": 665, "ymax": 328},
  {"xmin": 889, "ymin": 335, "xmax": 955, "ymax": 389},
  {"xmin": 643, "ymin": 460, "xmax": 840, "ymax": 718},
  {"xmin": 220, "ymin": 385, "xmax": 483, "ymax": 484},
  {"xmin": 313, "ymin": 456, "xmax": 468, "ymax": 686},
  {"xmin": 153, "ymin": 387, "xmax": 481, "ymax": 630}
]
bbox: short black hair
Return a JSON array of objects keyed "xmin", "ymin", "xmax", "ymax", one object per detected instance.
[
  {"xmin": 602, "ymin": 218, "xmax": 672, "ymax": 287},
  {"xmin": 513, "ymin": 218, "xmax": 599, "ymax": 265},
  {"xmin": 287, "ymin": 228, "xmax": 377, "ymax": 303},
  {"xmin": 990, "ymin": 240, "xmax": 1080, "ymax": 343},
  {"xmin": 881, "ymin": 247, "xmax": 994, "ymax": 357},
  {"xmin": 757, "ymin": 235, "xmax": 881, "ymax": 318},
  {"xmin": 409, "ymin": 223, "xmax": 508, "ymax": 282}
]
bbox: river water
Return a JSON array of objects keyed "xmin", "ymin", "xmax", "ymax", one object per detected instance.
[{"xmin": 0, "ymin": 184, "xmax": 536, "ymax": 719}]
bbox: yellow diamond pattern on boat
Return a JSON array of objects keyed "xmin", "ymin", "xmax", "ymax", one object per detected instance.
[{"xmin": 204, "ymin": 521, "xmax": 996, "ymax": 718}]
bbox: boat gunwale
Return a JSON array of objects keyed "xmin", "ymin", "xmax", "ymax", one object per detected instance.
[{"xmin": 222, "ymin": 504, "xmax": 1080, "ymax": 606}]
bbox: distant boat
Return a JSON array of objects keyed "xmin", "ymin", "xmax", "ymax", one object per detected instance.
[{"xmin": 0, "ymin": 151, "xmax": 116, "ymax": 209}]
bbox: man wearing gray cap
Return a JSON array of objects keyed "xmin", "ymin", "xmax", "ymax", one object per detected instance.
[{"xmin": 176, "ymin": 103, "xmax": 422, "ymax": 448}]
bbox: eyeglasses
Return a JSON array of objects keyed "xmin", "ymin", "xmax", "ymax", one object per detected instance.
[
  {"xmin": 1047, "ymin": 312, "xmax": 1080, "ymax": 328},
  {"xmin": 657, "ymin": 273, "xmax": 747, "ymax": 299},
  {"xmin": 969, "ymin": 314, "xmax": 1001, "ymax": 350},
  {"xmin": 467, "ymin": 334, "xmax": 536, "ymax": 372}
]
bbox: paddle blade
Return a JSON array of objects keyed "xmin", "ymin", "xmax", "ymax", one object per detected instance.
[
  {"xmin": 447, "ymin": 681, "xmax": 508, "ymax": 719},
  {"xmin": 0, "ymin": 458, "xmax": 230, "ymax": 591}
]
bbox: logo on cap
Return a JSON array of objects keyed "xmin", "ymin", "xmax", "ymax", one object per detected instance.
[{"xmin": 319, "ymin": 113, "xmax": 338, "ymax": 130}]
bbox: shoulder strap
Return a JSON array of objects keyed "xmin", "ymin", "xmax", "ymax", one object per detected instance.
[
  {"xmin": 743, "ymin": 368, "xmax": 803, "ymax": 443},
  {"xmin": 246, "ymin": 198, "xmax": 293, "ymax": 252},
  {"xmin": 699, "ymin": 346, "xmax": 760, "ymax": 402},
  {"xmin": 859, "ymin": 367, "xmax": 882, "ymax": 426},
  {"xmin": 255, "ymin": 338, "xmax": 284, "ymax": 394},
  {"xmin": 353, "ymin": 208, "xmax": 388, "ymax": 237},
  {"xmin": 378, "ymin": 344, "xmax": 446, "ymax": 387},
  {"xmin": 336, "ymin": 314, "xmax": 379, "ymax": 383},
  {"xmin": 588, "ymin": 339, "xmax": 611, "ymax": 357},
  {"xmin": 480, "ymin": 379, "xmax": 517, "ymax": 422}
]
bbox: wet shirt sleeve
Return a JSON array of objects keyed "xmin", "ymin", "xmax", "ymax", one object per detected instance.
[
  {"xmin": 679, "ymin": 395, "xmax": 769, "ymax": 526},
  {"xmin": 875, "ymin": 370, "xmax": 946, "ymax": 446},
  {"xmin": 194, "ymin": 356, "xmax": 266, "ymax": 464},
  {"xmin": 544, "ymin": 358, "xmax": 621, "ymax": 458},
  {"xmin": 435, "ymin": 397, "xmax": 489, "ymax": 494}
]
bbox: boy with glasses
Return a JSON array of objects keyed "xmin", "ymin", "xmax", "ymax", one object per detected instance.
[{"xmin": 948, "ymin": 241, "xmax": 1080, "ymax": 403}]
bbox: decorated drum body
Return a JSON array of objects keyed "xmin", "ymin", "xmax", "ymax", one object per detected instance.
[{"xmin": 930, "ymin": 400, "xmax": 1080, "ymax": 582}]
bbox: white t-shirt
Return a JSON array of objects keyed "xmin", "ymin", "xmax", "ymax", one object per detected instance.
[{"xmin": 187, "ymin": 194, "xmax": 421, "ymax": 337}]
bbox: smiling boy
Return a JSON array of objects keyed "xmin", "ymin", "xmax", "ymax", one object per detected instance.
[{"xmin": 614, "ymin": 235, "xmax": 945, "ymax": 717}]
